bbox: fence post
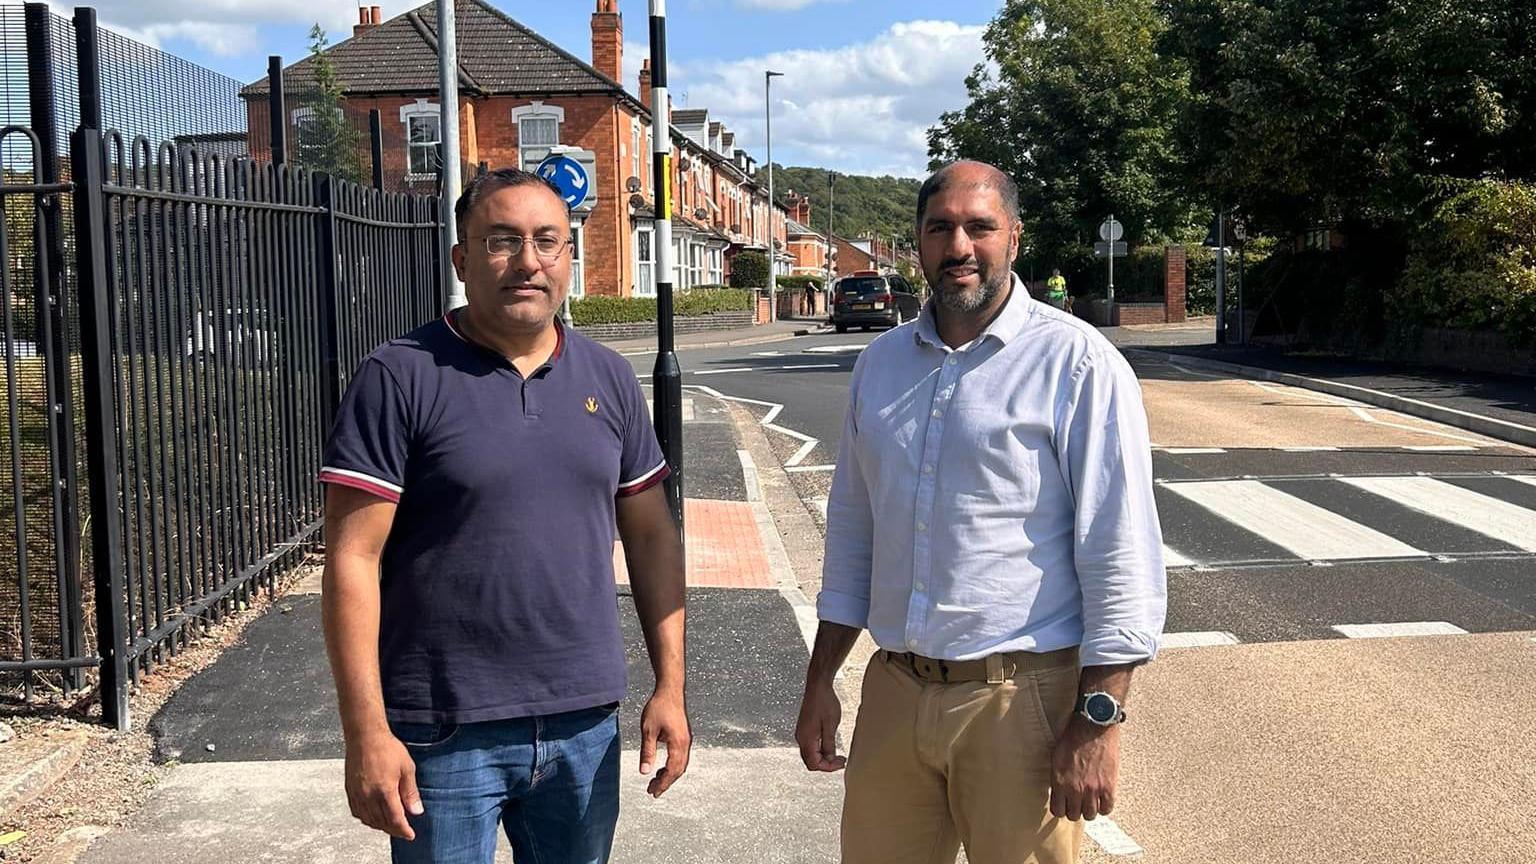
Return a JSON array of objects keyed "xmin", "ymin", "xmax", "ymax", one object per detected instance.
[
  {"xmin": 368, "ymin": 109, "xmax": 384, "ymax": 192},
  {"xmin": 70, "ymin": 127, "xmax": 130, "ymax": 731},
  {"xmin": 312, "ymin": 173, "xmax": 343, "ymax": 430},
  {"xmin": 26, "ymin": 1, "xmax": 90, "ymax": 690},
  {"xmin": 268, "ymin": 55, "xmax": 287, "ymax": 167}
]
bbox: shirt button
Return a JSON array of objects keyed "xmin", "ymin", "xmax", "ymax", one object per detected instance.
[
  {"xmin": 907, "ymin": 638, "xmax": 919, "ymax": 649},
  {"xmin": 923, "ymin": 464, "xmax": 934, "ymax": 475},
  {"xmin": 916, "ymin": 521, "xmax": 927, "ymax": 532},
  {"xmin": 947, "ymin": 356, "xmax": 959, "ymax": 366},
  {"xmin": 931, "ymin": 408, "xmax": 943, "ymax": 419},
  {"xmin": 915, "ymin": 581, "xmax": 926, "ymax": 592}
]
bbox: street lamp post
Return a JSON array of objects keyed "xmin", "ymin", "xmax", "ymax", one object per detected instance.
[
  {"xmin": 437, "ymin": 0, "xmax": 465, "ymax": 309},
  {"xmin": 765, "ymin": 70, "xmax": 783, "ymax": 322},
  {"xmin": 824, "ymin": 170, "xmax": 835, "ymax": 311}
]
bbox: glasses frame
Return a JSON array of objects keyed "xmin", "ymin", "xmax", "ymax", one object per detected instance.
[{"xmin": 474, "ymin": 233, "xmax": 573, "ymax": 262}]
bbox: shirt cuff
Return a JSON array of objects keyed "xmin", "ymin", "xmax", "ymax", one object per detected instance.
[
  {"xmin": 1078, "ymin": 628, "xmax": 1161, "ymax": 666},
  {"xmin": 816, "ymin": 589, "xmax": 870, "ymax": 630},
  {"xmin": 318, "ymin": 466, "xmax": 403, "ymax": 504}
]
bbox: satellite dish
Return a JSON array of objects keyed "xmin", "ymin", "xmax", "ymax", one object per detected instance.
[
  {"xmin": 629, "ymin": 193, "xmax": 646, "ymax": 209},
  {"xmin": 694, "ymin": 207, "xmax": 708, "ymax": 221},
  {"xmin": 626, "ymin": 176, "xmax": 642, "ymax": 193},
  {"xmin": 679, "ymin": 157, "xmax": 692, "ymax": 171}
]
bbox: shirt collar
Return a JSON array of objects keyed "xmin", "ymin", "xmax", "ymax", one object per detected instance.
[
  {"xmin": 445, "ymin": 308, "xmax": 565, "ymax": 368},
  {"xmin": 914, "ymin": 272, "xmax": 1034, "ymax": 350}
]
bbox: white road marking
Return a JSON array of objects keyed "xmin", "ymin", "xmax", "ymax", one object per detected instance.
[
  {"xmin": 688, "ymin": 384, "xmax": 821, "ymax": 468},
  {"xmin": 785, "ymin": 464, "xmax": 837, "ymax": 474},
  {"xmin": 1341, "ymin": 476, "xmax": 1536, "ymax": 551},
  {"xmin": 809, "ymin": 497, "xmax": 828, "ymax": 520},
  {"xmin": 693, "ymin": 367, "xmax": 754, "ymax": 376},
  {"xmin": 780, "ymin": 363, "xmax": 841, "ymax": 370},
  {"xmin": 1512, "ymin": 476, "xmax": 1536, "ymax": 490},
  {"xmin": 751, "ymin": 351, "xmax": 787, "ymax": 357},
  {"xmin": 1164, "ymin": 480, "xmax": 1426, "ymax": 561},
  {"xmin": 1160, "ymin": 631, "xmax": 1240, "ymax": 649},
  {"xmin": 1162, "ymin": 545, "xmax": 1195, "ymax": 567},
  {"xmin": 1404, "ymin": 445, "xmax": 1477, "ymax": 452},
  {"xmin": 1282, "ymin": 446, "xmax": 1341, "ymax": 452},
  {"xmin": 736, "ymin": 450, "xmax": 760, "ymax": 503},
  {"xmin": 803, "ymin": 344, "xmax": 867, "ymax": 355},
  {"xmin": 1085, "ymin": 816, "xmax": 1145, "ymax": 856},
  {"xmin": 1349, "ymin": 405, "xmax": 1490, "ymax": 445},
  {"xmin": 1166, "ymin": 447, "xmax": 1227, "ymax": 455},
  {"xmin": 1332, "ymin": 622, "xmax": 1468, "ymax": 639}
]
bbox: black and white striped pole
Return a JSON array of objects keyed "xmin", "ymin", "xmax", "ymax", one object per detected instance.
[{"xmin": 649, "ymin": 0, "xmax": 685, "ymax": 535}]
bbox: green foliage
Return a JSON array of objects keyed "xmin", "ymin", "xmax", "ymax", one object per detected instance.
[
  {"xmin": 295, "ymin": 25, "xmax": 365, "ymax": 183},
  {"xmin": 929, "ymin": 0, "xmax": 1198, "ymax": 272},
  {"xmin": 772, "ymin": 166, "xmax": 921, "ymax": 244},
  {"xmin": 729, "ymin": 251, "xmax": 770, "ymax": 289},
  {"xmin": 775, "ymin": 275, "xmax": 824, "ymax": 295},
  {"xmin": 570, "ymin": 289, "xmax": 754, "ymax": 326},
  {"xmin": 1395, "ymin": 179, "xmax": 1536, "ymax": 347}
]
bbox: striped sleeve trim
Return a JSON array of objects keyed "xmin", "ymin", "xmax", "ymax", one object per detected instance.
[
  {"xmin": 318, "ymin": 467, "xmax": 403, "ymax": 503},
  {"xmin": 617, "ymin": 461, "xmax": 670, "ymax": 498}
]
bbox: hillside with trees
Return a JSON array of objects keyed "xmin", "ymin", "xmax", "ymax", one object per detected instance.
[{"xmin": 772, "ymin": 166, "xmax": 921, "ymax": 245}]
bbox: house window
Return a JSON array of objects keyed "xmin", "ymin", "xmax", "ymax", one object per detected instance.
[
  {"xmin": 569, "ymin": 220, "xmax": 585, "ymax": 297},
  {"xmin": 511, "ymin": 102, "xmax": 566, "ymax": 170},
  {"xmin": 399, "ymin": 101, "xmax": 443, "ymax": 179},
  {"xmin": 632, "ymin": 121, "xmax": 642, "ymax": 185},
  {"xmin": 635, "ymin": 224, "xmax": 656, "ymax": 297},
  {"xmin": 709, "ymin": 247, "xmax": 723, "ymax": 285}
]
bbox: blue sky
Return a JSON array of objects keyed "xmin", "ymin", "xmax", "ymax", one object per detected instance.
[{"xmin": 39, "ymin": 0, "xmax": 1002, "ymax": 177}]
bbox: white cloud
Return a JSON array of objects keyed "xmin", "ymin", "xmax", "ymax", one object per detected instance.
[
  {"xmin": 735, "ymin": 0, "xmax": 847, "ymax": 10},
  {"xmin": 669, "ymin": 19, "xmax": 985, "ymax": 177},
  {"xmin": 110, "ymin": 21, "xmax": 262, "ymax": 57}
]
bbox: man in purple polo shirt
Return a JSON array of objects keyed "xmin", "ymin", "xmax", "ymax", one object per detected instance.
[{"xmin": 319, "ymin": 168, "xmax": 689, "ymax": 864}]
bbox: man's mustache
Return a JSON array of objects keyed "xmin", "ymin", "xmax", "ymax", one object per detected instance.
[{"xmin": 940, "ymin": 258, "xmax": 979, "ymax": 272}]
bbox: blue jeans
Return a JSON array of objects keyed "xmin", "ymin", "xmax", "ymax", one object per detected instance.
[{"xmin": 389, "ymin": 704, "xmax": 621, "ymax": 864}]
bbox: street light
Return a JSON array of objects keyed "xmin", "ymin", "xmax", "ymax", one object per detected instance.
[{"xmin": 765, "ymin": 69, "xmax": 784, "ymax": 322}]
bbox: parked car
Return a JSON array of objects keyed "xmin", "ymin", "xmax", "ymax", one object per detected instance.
[
  {"xmin": 831, "ymin": 271, "xmax": 922, "ymax": 333},
  {"xmin": 185, "ymin": 307, "xmax": 277, "ymax": 365}
]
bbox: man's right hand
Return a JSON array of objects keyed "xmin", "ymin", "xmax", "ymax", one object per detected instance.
[
  {"xmin": 795, "ymin": 679, "xmax": 847, "ymax": 772},
  {"xmin": 344, "ymin": 733, "xmax": 423, "ymax": 841}
]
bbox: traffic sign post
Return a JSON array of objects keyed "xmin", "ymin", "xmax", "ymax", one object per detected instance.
[
  {"xmin": 1098, "ymin": 216, "xmax": 1124, "ymax": 306},
  {"xmin": 536, "ymin": 150, "xmax": 595, "ymax": 211}
]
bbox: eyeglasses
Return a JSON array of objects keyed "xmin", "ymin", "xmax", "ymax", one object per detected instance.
[{"xmin": 476, "ymin": 234, "xmax": 571, "ymax": 260}]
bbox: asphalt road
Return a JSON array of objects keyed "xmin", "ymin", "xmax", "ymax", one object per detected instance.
[{"xmin": 629, "ymin": 325, "xmax": 1536, "ymax": 646}]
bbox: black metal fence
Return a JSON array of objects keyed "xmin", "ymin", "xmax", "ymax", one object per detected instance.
[{"xmin": 3, "ymin": 4, "xmax": 445, "ymax": 726}]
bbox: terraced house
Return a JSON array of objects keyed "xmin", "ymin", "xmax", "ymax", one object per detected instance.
[{"xmin": 241, "ymin": 0, "xmax": 789, "ymax": 299}]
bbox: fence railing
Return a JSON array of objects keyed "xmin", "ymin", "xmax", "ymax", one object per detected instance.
[{"xmin": 3, "ymin": 4, "xmax": 445, "ymax": 726}]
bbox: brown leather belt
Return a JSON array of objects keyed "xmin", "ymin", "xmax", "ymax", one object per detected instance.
[{"xmin": 884, "ymin": 647, "xmax": 1078, "ymax": 684}]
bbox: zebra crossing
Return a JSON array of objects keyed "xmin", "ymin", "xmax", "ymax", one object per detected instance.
[{"xmin": 1158, "ymin": 472, "xmax": 1536, "ymax": 569}]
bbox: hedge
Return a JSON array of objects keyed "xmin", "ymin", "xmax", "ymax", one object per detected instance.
[
  {"xmin": 729, "ymin": 251, "xmax": 769, "ymax": 289},
  {"xmin": 569, "ymin": 288, "xmax": 754, "ymax": 326},
  {"xmin": 775, "ymin": 275, "xmax": 824, "ymax": 294}
]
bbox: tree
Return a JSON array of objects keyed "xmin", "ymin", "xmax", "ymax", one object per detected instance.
[
  {"xmin": 729, "ymin": 251, "xmax": 769, "ymax": 289},
  {"xmin": 929, "ymin": 0, "xmax": 1197, "ymax": 273},
  {"xmin": 295, "ymin": 25, "xmax": 365, "ymax": 183}
]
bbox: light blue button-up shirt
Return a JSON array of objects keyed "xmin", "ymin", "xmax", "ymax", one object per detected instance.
[{"xmin": 818, "ymin": 275, "xmax": 1166, "ymax": 666}]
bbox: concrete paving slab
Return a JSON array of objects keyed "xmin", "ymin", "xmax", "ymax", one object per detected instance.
[
  {"xmin": 78, "ymin": 748, "xmax": 843, "ymax": 864},
  {"xmin": 1086, "ymin": 632, "xmax": 1536, "ymax": 863}
]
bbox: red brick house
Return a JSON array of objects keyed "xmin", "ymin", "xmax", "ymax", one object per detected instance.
[{"xmin": 241, "ymin": 0, "xmax": 787, "ymax": 299}]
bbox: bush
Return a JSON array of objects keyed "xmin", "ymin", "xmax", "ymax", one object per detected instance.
[
  {"xmin": 570, "ymin": 289, "xmax": 754, "ymax": 326},
  {"xmin": 1394, "ymin": 179, "xmax": 1536, "ymax": 347},
  {"xmin": 776, "ymin": 275, "xmax": 824, "ymax": 295},
  {"xmin": 729, "ymin": 251, "xmax": 769, "ymax": 289}
]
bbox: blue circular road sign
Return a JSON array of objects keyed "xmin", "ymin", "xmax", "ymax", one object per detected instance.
[{"xmin": 537, "ymin": 155, "xmax": 591, "ymax": 208}]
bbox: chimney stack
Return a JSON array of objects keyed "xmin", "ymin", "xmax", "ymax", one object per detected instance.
[
  {"xmin": 354, "ymin": 5, "xmax": 382, "ymax": 36},
  {"xmin": 591, "ymin": 0, "xmax": 622, "ymax": 83},
  {"xmin": 639, "ymin": 58, "xmax": 652, "ymax": 108}
]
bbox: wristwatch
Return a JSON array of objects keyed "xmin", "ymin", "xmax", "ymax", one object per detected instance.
[{"xmin": 1074, "ymin": 691, "xmax": 1127, "ymax": 727}]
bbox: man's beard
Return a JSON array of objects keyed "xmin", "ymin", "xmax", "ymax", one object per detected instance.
[{"xmin": 935, "ymin": 263, "xmax": 1009, "ymax": 314}]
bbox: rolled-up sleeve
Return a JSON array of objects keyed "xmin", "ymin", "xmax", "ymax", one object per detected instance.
[
  {"xmin": 1055, "ymin": 347, "xmax": 1167, "ymax": 666},
  {"xmin": 818, "ymin": 359, "xmax": 875, "ymax": 629}
]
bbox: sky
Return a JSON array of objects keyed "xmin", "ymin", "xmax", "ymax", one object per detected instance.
[{"xmin": 30, "ymin": 0, "xmax": 1002, "ymax": 178}]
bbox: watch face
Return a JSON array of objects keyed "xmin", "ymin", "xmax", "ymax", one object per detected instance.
[{"xmin": 1085, "ymin": 694, "xmax": 1118, "ymax": 723}]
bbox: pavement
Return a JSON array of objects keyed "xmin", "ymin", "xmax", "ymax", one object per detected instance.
[{"xmin": 60, "ymin": 317, "xmax": 1536, "ymax": 863}]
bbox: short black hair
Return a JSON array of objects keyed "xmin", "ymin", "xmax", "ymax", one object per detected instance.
[
  {"xmin": 916, "ymin": 160, "xmax": 1020, "ymax": 227},
  {"xmin": 454, "ymin": 168, "xmax": 569, "ymax": 239}
]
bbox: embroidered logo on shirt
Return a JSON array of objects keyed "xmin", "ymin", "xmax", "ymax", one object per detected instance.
[{"xmin": 585, "ymin": 397, "xmax": 599, "ymax": 414}]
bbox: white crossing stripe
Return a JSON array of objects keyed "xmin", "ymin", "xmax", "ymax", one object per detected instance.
[
  {"xmin": 1511, "ymin": 475, "xmax": 1536, "ymax": 490},
  {"xmin": 1341, "ymin": 476, "xmax": 1536, "ymax": 552},
  {"xmin": 1404, "ymin": 445, "xmax": 1477, "ymax": 452},
  {"xmin": 1162, "ymin": 545, "xmax": 1195, "ymax": 568},
  {"xmin": 1085, "ymin": 816, "xmax": 1145, "ymax": 855},
  {"xmin": 1332, "ymin": 622, "xmax": 1468, "ymax": 639},
  {"xmin": 1282, "ymin": 446, "xmax": 1340, "ymax": 452},
  {"xmin": 1164, "ymin": 480, "xmax": 1426, "ymax": 561},
  {"xmin": 1165, "ymin": 447, "xmax": 1226, "ymax": 455},
  {"xmin": 1161, "ymin": 631, "xmax": 1240, "ymax": 648}
]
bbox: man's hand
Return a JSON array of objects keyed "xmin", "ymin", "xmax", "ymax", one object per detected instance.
[
  {"xmin": 1049, "ymin": 720, "xmax": 1121, "ymax": 821},
  {"xmin": 795, "ymin": 678, "xmax": 847, "ymax": 772},
  {"xmin": 639, "ymin": 687, "xmax": 691, "ymax": 797},
  {"xmin": 344, "ymin": 732, "xmax": 423, "ymax": 841}
]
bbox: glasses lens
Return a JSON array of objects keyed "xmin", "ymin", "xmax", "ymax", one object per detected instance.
[{"xmin": 534, "ymin": 237, "xmax": 563, "ymax": 257}]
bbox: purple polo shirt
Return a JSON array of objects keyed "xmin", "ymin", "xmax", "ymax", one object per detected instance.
[{"xmin": 319, "ymin": 312, "xmax": 669, "ymax": 724}]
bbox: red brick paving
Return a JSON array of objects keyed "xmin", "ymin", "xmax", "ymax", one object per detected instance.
[{"xmin": 614, "ymin": 498, "xmax": 776, "ymax": 589}]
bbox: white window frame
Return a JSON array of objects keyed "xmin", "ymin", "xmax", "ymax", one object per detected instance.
[
  {"xmin": 399, "ymin": 100, "xmax": 442, "ymax": 181},
  {"xmin": 511, "ymin": 101, "xmax": 565, "ymax": 171},
  {"xmin": 568, "ymin": 218, "xmax": 586, "ymax": 298},
  {"xmin": 632, "ymin": 120, "xmax": 642, "ymax": 186},
  {"xmin": 635, "ymin": 224, "xmax": 656, "ymax": 297}
]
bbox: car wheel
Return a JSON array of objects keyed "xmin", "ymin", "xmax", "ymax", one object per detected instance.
[{"xmin": 835, "ymin": 323, "xmax": 848, "ymax": 334}]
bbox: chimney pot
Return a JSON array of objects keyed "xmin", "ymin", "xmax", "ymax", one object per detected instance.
[
  {"xmin": 371, "ymin": 5, "xmax": 381, "ymax": 24},
  {"xmin": 359, "ymin": 7, "xmax": 369, "ymax": 25}
]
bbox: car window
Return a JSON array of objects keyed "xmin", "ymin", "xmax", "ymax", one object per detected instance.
[{"xmin": 840, "ymin": 277, "xmax": 887, "ymax": 296}]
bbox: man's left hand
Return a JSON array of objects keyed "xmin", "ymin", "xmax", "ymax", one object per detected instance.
[
  {"xmin": 639, "ymin": 687, "xmax": 692, "ymax": 798},
  {"xmin": 1049, "ymin": 721, "xmax": 1120, "ymax": 821}
]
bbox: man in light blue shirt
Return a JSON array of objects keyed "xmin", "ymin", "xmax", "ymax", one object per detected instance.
[{"xmin": 795, "ymin": 160, "xmax": 1166, "ymax": 864}]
